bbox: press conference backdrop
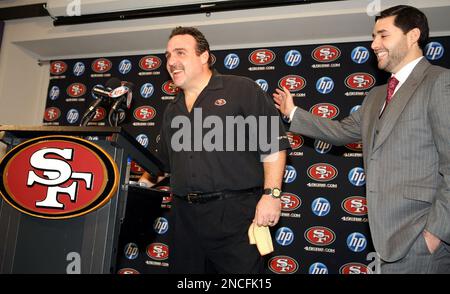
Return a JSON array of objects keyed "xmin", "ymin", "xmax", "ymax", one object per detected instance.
[{"xmin": 43, "ymin": 37, "xmax": 449, "ymax": 274}]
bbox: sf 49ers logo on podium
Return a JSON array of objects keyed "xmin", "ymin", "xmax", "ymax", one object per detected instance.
[{"xmin": 0, "ymin": 136, "xmax": 119, "ymax": 219}]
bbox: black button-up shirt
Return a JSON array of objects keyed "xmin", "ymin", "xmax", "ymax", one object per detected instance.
[{"xmin": 156, "ymin": 72, "xmax": 290, "ymax": 195}]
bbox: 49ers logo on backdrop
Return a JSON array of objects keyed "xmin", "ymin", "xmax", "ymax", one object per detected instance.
[
  {"xmin": 312, "ymin": 45, "xmax": 341, "ymax": 62},
  {"xmin": 0, "ymin": 136, "xmax": 119, "ymax": 219},
  {"xmin": 91, "ymin": 58, "xmax": 112, "ymax": 73},
  {"xmin": 278, "ymin": 75, "xmax": 306, "ymax": 92},
  {"xmin": 345, "ymin": 73, "xmax": 375, "ymax": 90},
  {"xmin": 139, "ymin": 55, "xmax": 162, "ymax": 71},
  {"xmin": 248, "ymin": 49, "xmax": 276, "ymax": 65},
  {"xmin": 50, "ymin": 61, "xmax": 67, "ymax": 75}
]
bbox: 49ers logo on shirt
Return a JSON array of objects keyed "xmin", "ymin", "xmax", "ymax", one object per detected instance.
[
  {"xmin": 162, "ymin": 80, "xmax": 180, "ymax": 95},
  {"xmin": 248, "ymin": 49, "xmax": 276, "ymax": 65},
  {"xmin": 0, "ymin": 136, "xmax": 119, "ymax": 219}
]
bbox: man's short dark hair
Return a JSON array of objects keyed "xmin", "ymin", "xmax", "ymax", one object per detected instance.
[
  {"xmin": 169, "ymin": 26, "xmax": 213, "ymax": 68},
  {"xmin": 376, "ymin": 5, "xmax": 429, "ymax": 50}
]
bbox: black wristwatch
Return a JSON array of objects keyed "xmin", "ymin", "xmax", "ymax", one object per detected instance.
[{"xmin": 263, "ymin": 187, "xmax": 282, "ymax": 199}]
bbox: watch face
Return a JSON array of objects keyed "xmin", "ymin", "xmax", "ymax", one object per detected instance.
[{"xmin": 272, "ymin": 188, "xmax": 281, "ymax": 197}]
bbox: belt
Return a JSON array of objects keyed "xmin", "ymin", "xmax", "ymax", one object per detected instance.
[{"xmin": 175, "ymin": 187, "xmax": 261, "ymax": 204}]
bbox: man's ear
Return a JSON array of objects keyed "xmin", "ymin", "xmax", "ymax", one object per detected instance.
[
  {"xmin": 407, "ymin": 27, "xmax": 421, "ymax": 47},
  {"xmin": 200, "ymin": 51, "xmax": 209, "ymax": 65}
]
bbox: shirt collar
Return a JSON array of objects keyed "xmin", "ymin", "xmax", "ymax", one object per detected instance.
[
  {"xmin": 392, "ymin": 56, "xmax": 424, "ymax": 84},
  {"xmin": 205, "ymin": 69, "xmax": 224, "ymax": 90},
  {"xmin": 171, "ymin": 69, "xmax": 223, "ymax": 104}
]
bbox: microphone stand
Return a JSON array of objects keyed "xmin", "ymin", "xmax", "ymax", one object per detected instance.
[
  {"xmin": 80, "ymin": 97, "xmax": 104, "ymax": 126},
  {"xmin": 108, "ymin": 98, "xmax": 122, "ymax": 127}
]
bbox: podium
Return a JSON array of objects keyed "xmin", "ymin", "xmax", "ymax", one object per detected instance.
[{"xmin": 0, "ymin": 125, "xmax": 164, "ymax": 273}]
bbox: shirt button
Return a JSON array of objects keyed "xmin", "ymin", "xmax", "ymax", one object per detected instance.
[
  {"xmin": 189, "ymin": 155, "xmax": 193, "ymax": 159},
  {"xmin": 192, "ymin": 173, "xmax": 196, "ymax": 178}
]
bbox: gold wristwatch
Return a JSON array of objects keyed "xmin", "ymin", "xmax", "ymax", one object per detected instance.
[{"xmin": 263, "ymin": 187, "xmax": 282, "ymax": 199}]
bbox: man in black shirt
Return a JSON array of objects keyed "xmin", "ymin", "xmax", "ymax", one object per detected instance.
[{"xmin": 140, "ymin": 26, "xmax": 289, "ymax": 274}]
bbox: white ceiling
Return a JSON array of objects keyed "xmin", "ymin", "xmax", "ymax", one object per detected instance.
[
  {"xmin": 8, "ymin": 0, "xmax": 450, "ymax": 60},
  {"xmin": 0, "ymin": 0, "xmax": 44, "ymax": 8}
]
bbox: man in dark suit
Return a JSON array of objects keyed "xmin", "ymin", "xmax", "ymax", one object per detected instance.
[{"xmin": 273, "ymin": 5, "xmax": 450, "ymax": 273}]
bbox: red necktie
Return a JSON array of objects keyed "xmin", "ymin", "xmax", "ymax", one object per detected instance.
[
  {"xmin": 386, "ymin": 76, "xmax": 399, "ymax": 104},
  {"xmin": 379, "ymin": 76, "xmax": 399, "ymax": 118}
]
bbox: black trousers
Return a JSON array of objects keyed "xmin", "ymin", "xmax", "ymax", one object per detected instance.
[{"xmin": 168, "ymin": 190, "xmax": 264, "ymax": 274}]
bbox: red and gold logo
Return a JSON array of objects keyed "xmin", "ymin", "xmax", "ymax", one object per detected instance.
[{"xmin": 0, "ymin": 136, "xmax": 119, "ymax": 219}]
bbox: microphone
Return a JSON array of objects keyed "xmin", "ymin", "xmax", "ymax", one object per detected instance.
[
  {"xmin": 80, "ymin": 78, "xmax": 122, "ymax": 126},
  {"xmin": 92, "ymin": 77, "xmax": 121, "ymax": 99},
  {"xmin": 110, "ymin": 81, "xmax": 134, "ymax": 111},
  {"xmin": 123, "ymin": 81, "xmax": 134, "ymax": 109},
  {"xmin": 108, "ymin": 81, "xmax": 134, "ymax": 126},
  {"xmin": 91, "ymin": 85, "xmax": 111, "ymax": 98}
]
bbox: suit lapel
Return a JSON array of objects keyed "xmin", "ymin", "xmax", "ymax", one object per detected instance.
[
  {"xmin": 365, "ymin": 86, "xmax": 386, "ymax": 155},
  {"xmin": 372, "ymin": 59, "xmax": 431, "ymax": 153}
]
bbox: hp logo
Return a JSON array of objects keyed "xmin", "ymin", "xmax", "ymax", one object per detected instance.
[
  {"xmin": 140, "ymin": 83, "xmax": 154, "ymax": 98},
  {"xmin": 153, "ymin": 217, "xmax": 169, "ymax": 235},
  {"xmin": 425, "ymin": 42, "xmax": 444, "ymax": 61},
  {"xmin": 255, "ymin": 79, "xmax": 269, "ymax": 92},
  {"xmin": 124, "ymin": 243, "xmax": 139, "ymax": 260},
  {"xmin": 284, "ymin": 50, "xmax": 302, "ymax": 66},
  {"xmin": 314, "ymin": 139, "xmax": 332, "ymax": 154},
  {"xmin": 284, "ymin": 165, "xmax": 297, "ymax": 184},
  {"xmin": 350, "ymin": 105, "xmax": 361, "ymax": 114},
  {"xmin": 73, "ymin": 62, "xmax": 85, "ymax": 76},
  {"xmin": 224, "ymin": 53, "xmax": 240, "ymax": 70},
  {"xmin": 311, "ymin": 197, "xmax": 331, "ymax": 216},
  {"xmin": 136, "ymin": 134, "xmax": 149, "ymax": 148},
  {"xmin": 348, "ymin": 167, "xmax": 366, "ymax": 186},
  {"xmin": 316, "ymin": 77, "xmax": 334, "ymax": 94},
  {"xmin": 66, "ymin": 109, "xmax": 79, "ymax": 124},
  {"xmin": 118, "ymin": 59, "xmax": 132, "ymax": 75},
  {"xmin": 351, "ymin": 46, "xmax": 370, "ymax": 64},
  {"xmin": 309, "ymin": 262, "xmax": 328, "ymax": 274},
  {"xmin": 275, "ymin": 227, "xmax": 295, "ymax": 246},
  {"xmin": 49, "ymin": 86, "xmax": 60, "ymax": 100},
  {"xmin": 347, "ymin": 232, "xmax": 367, "ymax": 252}
]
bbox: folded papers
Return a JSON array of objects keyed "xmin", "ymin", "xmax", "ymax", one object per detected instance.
[{"xmin": 248, "ymin": 222, "xmax": 274, "ymax": 256}]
